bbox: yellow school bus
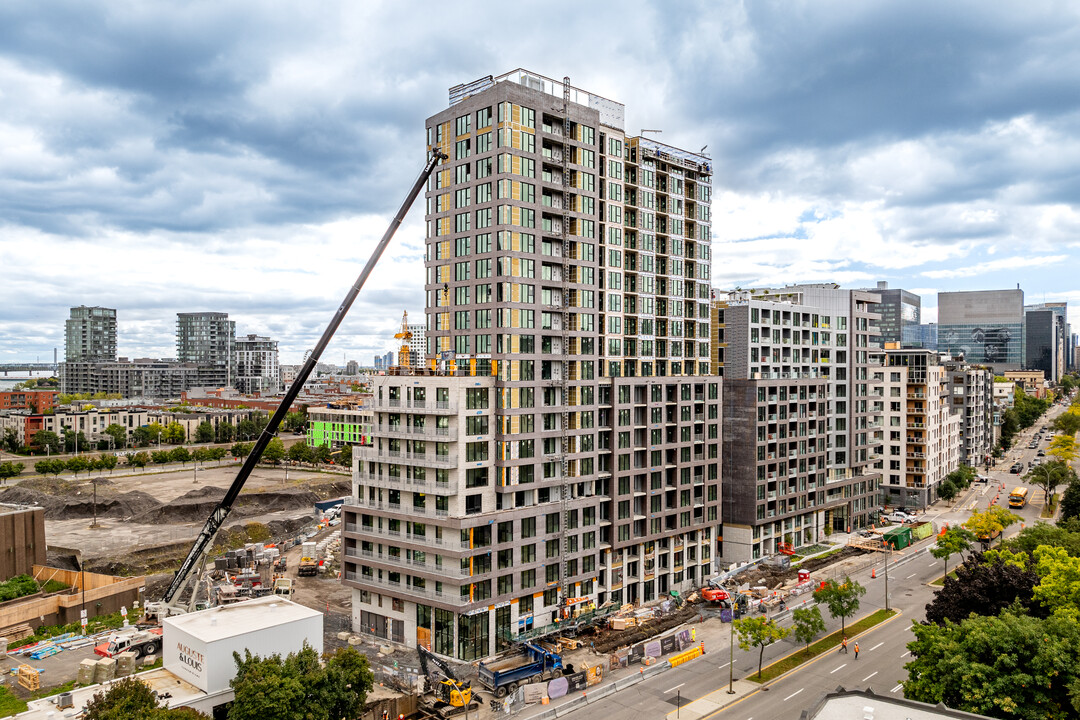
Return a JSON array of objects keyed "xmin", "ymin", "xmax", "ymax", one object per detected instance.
[{"xmin": 1008, "ymin": 486, "xmax": 1029, "ymax": 508}]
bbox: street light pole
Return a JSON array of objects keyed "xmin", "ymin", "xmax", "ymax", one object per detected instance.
[{"xmin": 883, "ymin": 539, "xmax": 890, "ymax": 612}]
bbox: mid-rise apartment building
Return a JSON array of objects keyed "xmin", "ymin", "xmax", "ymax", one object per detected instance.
[
  {"xmin": 308, "ymin": 405, "xmax": 373, "ymax": 448},
  {"xmin": 177, "ymin": 312, "xmax": 235, "ymax": 388},
  {"xmin": 65, "ymin": 306, "xmax": 117, "ymax": 362},
  {"xmin": 877, "ymin": 349, "xmax": 960, "ymax": 508},
  {"xmin": 59, "ymin": 358, "xmax": 199, "ymax": 398},
  {"xmin": 713, "ymin": 289, "xmax": 881, "ymax": 560},
  {"xmin": 234, "ymin": 334, "xmax": 281, "ymax": 395},
  {"xmin": 942, "ymin": 357, "xmax": 994, "ymax": 470},
  {"xmin": 342, "ymin": 69, "xmax": 719, "ymax": 661}
]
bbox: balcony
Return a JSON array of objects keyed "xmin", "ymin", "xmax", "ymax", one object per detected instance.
[
  {"xmin": 376, "ymin": 424, "xmax": 458, "ymax": 441},
  {"xmin": 371, "ymin": 398, "xmax": 459, "ymax": 414}
]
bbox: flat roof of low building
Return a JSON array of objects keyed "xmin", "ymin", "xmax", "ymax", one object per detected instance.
[
  {"xmin": 163, "ymin": 595, "xmax": 321, "ymax": 643},
  {"xmin": 17, "ymin": 668, "xmax": 206, "ymax": 719},
  {"xmin": 802, "ymin": 687, "xmax": 996, "ymax": 720}
]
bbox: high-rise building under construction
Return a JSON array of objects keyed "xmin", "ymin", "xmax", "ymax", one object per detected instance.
[{"xmin": 343, "ymin": 70, "xmax": 720, "ymax": 660}]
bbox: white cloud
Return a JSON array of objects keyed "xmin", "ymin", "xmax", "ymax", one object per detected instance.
[{"xmin": 921, "ymin": 254, "xmax": 1068, "ymax": 279}]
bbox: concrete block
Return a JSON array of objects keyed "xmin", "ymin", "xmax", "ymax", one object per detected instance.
[
  {"xmin": 77, "ymin": 659, "xmax": 97, "ymax": 685},
  {"xmin": 337, "ymin": 631, "xmax": 351, "ymax": 641},
  {"xmin": 348, "ymin": 636, "xmax": 362, "ymax": 646},
  {"xmin": 115, "ymin": 652, "xmax": 137, "ymax": 677},
  {"xmin": 585, "ymin": 685, "xmax": 614, "ymax": 702},
  {"xmin": 94, "ymin": 657, "xmax": 117, "ymax": 683},
  {"xmin": 142, "ymin": 655, "xmax": 157, "ymax": 666}
]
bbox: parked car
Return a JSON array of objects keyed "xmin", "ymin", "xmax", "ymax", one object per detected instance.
[
  {"xmin": 1010, "ymin": 463, "xmax": 1024, "ymax": 474},
  {"xmin": 1037, "ymin": 450, "xmax": 1046, "ymax": 457},
  {"xmin": 882, "ymin": 510, "xmax": 916, "ymax": 524}
]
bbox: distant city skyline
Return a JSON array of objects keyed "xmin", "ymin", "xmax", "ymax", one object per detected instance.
[{"xmin": 2, "ymin": 2, "xmax": 1079, "ymax": 363}]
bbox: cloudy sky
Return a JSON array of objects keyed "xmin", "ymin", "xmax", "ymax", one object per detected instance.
[{"xmin": 2, "ymin": 0, "xmax": 1079, "ymax": 365}]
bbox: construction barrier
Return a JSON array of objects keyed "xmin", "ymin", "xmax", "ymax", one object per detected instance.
[
  {"xmin": 555, "ymin": 696, "xmax": 588, "ymax": 717},
  {"xmin": 585, "ymin": 684, "xmax": 615, "ymax": 702},
  {"xmin": 668, "ymin": 645, "xmax": 703, "ymax": 667}
]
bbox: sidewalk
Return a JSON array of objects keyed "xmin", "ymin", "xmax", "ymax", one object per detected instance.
[{"xmin": 664, "ymin": 680, "xmax": 759, "ymax": 720}]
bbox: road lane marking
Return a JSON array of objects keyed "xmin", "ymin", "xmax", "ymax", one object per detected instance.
[
  {"xmin": 717, "ymin": 662, "xmax": 730, "ymax": 669},
  {"xmin": 869, "ymin": 642, "xmax": 883, "ymax": 652},
  {"xmin": 901, "ymin": 651, "xmax": 910, "ymax": 658},
  {"xmin": 830, "ymin": 664, "xmax": 847, "ymax": 673},
  {"xmin": 891, "ymin": 684, "xmax": 902, "ymax": 693},
  {"xmin": 665, "ymin": 683, "xmax": 685, "ymax": 693},
  {"xmin": 783, "ymin": 689, "xmax": 804, "ymax": 701},
  {"xmin": 863, "ymin": 672, "xmax": 878, "ymax": 682},
  {"xmin": 906, "ymin": 573, "xmax": 916, "ymax": 579}
]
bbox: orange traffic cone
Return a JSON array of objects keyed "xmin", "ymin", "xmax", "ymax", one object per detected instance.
[{"xmin": 872, "ymin": 567, "xmax": 877, "ymax": 579}]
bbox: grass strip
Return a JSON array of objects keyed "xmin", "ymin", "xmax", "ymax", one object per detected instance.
[
  {"xmin": 930, "ymin": 571, "xmax": 958, "ymax": 587},
  {"xmin": 0, "ymin": 686, "xmax": 27, "ymax": 718},
  {"xmin": 748, "ymin": 608, "xmax": 897, "ymax": 683}
]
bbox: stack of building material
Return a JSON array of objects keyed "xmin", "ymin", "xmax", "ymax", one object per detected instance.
[
  {"xmin": 115, "ymin": 651, "xmax": 137, "ymax": 677},
  {"xmin": 93, "ymin": 657, "xmax": 117, "ymax": 683},
  {"xmin": 77, "ymin": 658, "xmax": 97, "ymax": 685}
]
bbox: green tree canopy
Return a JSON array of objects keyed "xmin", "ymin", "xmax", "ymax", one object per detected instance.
[
  {"xmin": 195, "ymin": 421, "xmax": 215, "ymax": 444},
  {"xmin": 2, "ymin": 428, "xmax": 20, "ymax": 453},
  {"xmin": 1052, "ymin": 409, "xmax": 1080, "ymax": 437},
  {"xmin": 1027, "ymin": 460, "xmax": 1076, "ymax": 507},
  {"xmin": 66, "ymin": 455, "xmax": 88, "ymax": 476},
  {"xmin": 965, "ymin": 506, "xmax": 1021, "ymax": 547},
  {"xmin": 163, "ymin": 422, "xmax": 186, "ymax": 444},
  {"xmin": 216, "ymin": 421, "xmax": 236, "ymax": 444},
  {"xmin": 791, "ymin": 605, "xmax": 826, "ymax": 656},
  {"xmin": 814, "ymin": 576, "xmax": 866, "ymax": 634},
  {"xmin": 169, "ymin": 447, "xmax": 191, "ymax": 465},
  {"xmin": 83, "ymin": 676, "xmax": 207, "ymax": 719},
  {"xmin": 151, "ymin": 450, "xmax": 171, "ymax": 465},
  {"xmin": 263, "ymin": 438, "xmax": 286, "ymax": 465},
  {"xmin": 937, "ymin": 479, "xmax": 958, "ymax": 504},
  {"xmin": 228, "ymin": 644, "xmax": 373, "ymax": 720},
  {"xmin": 31, "ymin": 430, "xmax": 62, "ymax": 453},
  {"xmin": 339, "ymin": 443, "xmax": 353, "ymax": 467},
  {"xmin": 0, "ymin": 461, "xmax": 24, "ymax": 482},
  {"xmin": 1033, "ymin": 545, "xmax": 1080, "ymax": 621},
  {"xmin": 103, "ymin": 423, "xmax": 127, "ymax": 449},
  {"xmin": 288, "ymin": 442, "xmax": 313, "ymax": 465},
  {"xmin": 925, "ymin": 552, "xmax": 1042, "ymax": 625},
  {"xmin": 931, "ymin": 526, "xmax": 975, "ymax": 577},
  {"xmin": 128, "ymin": 451, "xmax": 150, "ymax": 469},
  {"xmin": 733, "ymin": 616, "xmax": 790, "ymax": 679},
  {"xmin": 144, "ymin": 422, "xmax": 166, "ymax": 445},
  {"xmin": 904, "ymin": 609, "xmax": 1080, "ymax": 719}
]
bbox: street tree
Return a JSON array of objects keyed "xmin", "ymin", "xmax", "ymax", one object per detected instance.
[
  {"xmin": 931, "ymin": 526, "xmax": 975, "ymax": 578},
  {"xmin": 170, "ymin": 447, "xmax": 191, "ymax": 466},
  {"xmin": 937, "ymin": 479, "xmax": 958, "ymax": 505},
  {"xmin": 231, "ymin": 442, "xmax": 253, "ymax": 458},
  {"xmin": 263, "ymin": 438, "xmax": 286, "ymax": 465},
  {"xmin": 32, "ymin": 430, "xmax": 62, "ymax": 454},
  {"xmin": 192, "ymin": 447, "xmax": 212, "ymax": 464},
  {"xmin": 965, "ymin": 507, "xmax": 1020, "ymax": 548},
  {"xmin": 1028, "ymin": 460, "xmax": 1076, "ymax": 507},
  {"xmin": 312, "ymin": 444, "xmax": 332, "ymax": 464},
  {"xmin": 236, "ymin": 418, "xmax": 257, "ymax": 441},
  {"xmin": 288, "ymin": 442, "xmax": 313, "ymax": 465},
  {"xmin": 904, "ymin": 610, "xmax": 1080, "ymax": 719},
  {"xmin": 208, "ymin": 447, "xmax": 228, "ymax": 462},
  {"xmin": 216, "ymin": 421, "xmax": 235, "ymax": 444},
  {"xmin": 0, "ymin": 461, "xmax": 24, "ymax": 483},
  {"xmin": 103, "ymin": 424, "xmax": 127, "ymax": 449},
  {"xmin": 62, "ymin": 429, "xmax": 88, "ymax": 453},
  {"xmin": 195, "ymin": 421, "xmax": 215, "ymax": 444},
  {"xmin": 814, "ymin": 576, "xmax": 866, "ymax": 635},
  {"xmin": 733, "ymin": 616, "xmax": 790, "ymax": 679},
  {"xmin": 100, "ymin": 454, "xmax": 120, "ymax": 473},
  {"xmin": 791, "ymin": 605, "xmax": 826, "ymax": 656},
  {"xmin": 339, "ymin": 443, "xmax": 353, "ymax": 467},
  {"xmin": 128, "ymin": 452, "xmax": 150, "ymax": 469},
  {"xmin": 34, "ymin": 459, "xmax": 52, "ymax": 477},
  {"xmin": 1048, "ymin": 435, "xmax": 1079, "ymax": 465},
  {"xmin": 924, "ymin": 552, "xmax": 1042, "ymax": 625},
  {"xmin": 66, "ymin": 456, "xmax": 88, "ymax": 476},
  {"xmin": 283, "ymin": 411, "xmax": 307, "ymax": 433},
  {"xmin": 2, "ymin": 428, "xmax": 19, "ymax": 453},
  {"xmin": 151, "ymin": 450, "xmax": 171, "ymax": 465},
  {"xmin": 1053, "ymin": 410, "xmax": 1080, "ymax": 437},
  {"xmin": 163, "ymin": 422, "xmax": 186, "ymax": 445}
]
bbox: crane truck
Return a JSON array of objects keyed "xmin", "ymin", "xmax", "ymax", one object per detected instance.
[
  {"xmin": 142, "ymin": 149, "xmax": 447, "ymax": 623},
  {"xmin": 417, "ymin": 646, "xmax": 479, "ymax": 718}
]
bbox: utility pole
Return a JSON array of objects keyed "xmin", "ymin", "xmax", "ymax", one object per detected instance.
[{"xmin": 883, "ymin": 539, "xmax": 890, "ymax": 612}]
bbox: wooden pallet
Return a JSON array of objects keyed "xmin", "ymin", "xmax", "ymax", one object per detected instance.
[{"xmin": 18, "ymin": 665, "xmax": 40, "ymax": 692}]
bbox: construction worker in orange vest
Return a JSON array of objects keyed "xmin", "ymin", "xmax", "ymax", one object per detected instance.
[
  {"xmin": 854, "ymin": 641, "xmax": 860, "ymax": 660},
  {"xmin": 840, "ymin": 636, "xmax": 848, "ymax": 654}
]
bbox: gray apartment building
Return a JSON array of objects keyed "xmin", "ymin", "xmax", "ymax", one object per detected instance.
[
  {"xmin": 937, "ymin": 289, "xmax": 1025, "ymax": 372},
  {"xmin": 942, "ymin": 356, "xmax": 994, "ymax": 470},
  {"xmin": 712, "ymin": 288, "xmax": 881, "ymax": 561},
  {"xmin": 59, "ymin": 358, "xmax": 199, "ymax": 398},
  {"xmin": 177, "ymin": 312, "xmax": 235, "ymax": 388},
  {"xmin": 865, "ymin": 282, "xmax": 920, "ymax": 347},
  {"xmin": 341, "ymin": 69, "xmax": 719, "ymax": 660},
  {"xmin": 234, "ymin": 334, "xmax": 281, "ymax": 395},
  {"xmin": 64, "ymin": 306, "xmax": 117, "ymax": 363}
]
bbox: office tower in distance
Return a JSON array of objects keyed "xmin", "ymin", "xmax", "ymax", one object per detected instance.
[
  {"xmin": 866, "ymin": 282, "xmax": 921, "ymax": 348},
  {"xmin": 407, "ymin": 323, "xmax": 426, "ymax": 367},
  {"xmin": 344, "ymin": 70, "xmax": 718, "ymax": 660},
  {"xmin": 937, "ymin": 289, "xmax": 1025, "ymax": 373},
  {"xmin": 65, "ymin": 306, "xmax": 117, "ymax": 362},
  {"xmin": 177, "ymin": 312, "xmax": 236, "ymax": 388},
  {"xmin": 1024, "ymin": 302, "xmax": 1068, "ymax": 383},
  {"xmin": 234, "ymin": 334, "xmax": 281, "ymax": 394}
]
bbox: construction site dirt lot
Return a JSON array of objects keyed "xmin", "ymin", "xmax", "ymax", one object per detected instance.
[{"xmin": 0, "ymin": 463, "xmax": 351, "ymax": 574}]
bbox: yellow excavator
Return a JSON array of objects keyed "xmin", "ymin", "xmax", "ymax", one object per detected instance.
[{"xmin": 418, "ymin": 645, "xmax": 478, "ymax": 718}]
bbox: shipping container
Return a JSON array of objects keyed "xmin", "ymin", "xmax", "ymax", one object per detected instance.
[{"xmin": 882, "ymin": 526, "xmax": 912, "ymax": 550}]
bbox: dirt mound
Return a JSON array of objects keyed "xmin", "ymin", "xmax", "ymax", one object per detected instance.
[
  {"xmin": 0, "ymin": 486, "xmax": 159, "ymax": 520},
  {"xmin": 130, "ymin": 485, "xmax": 323, "ymax": 524},
  {"xmin": 592, "ymin": 602, "xmax": 701, "ymax": 654}
]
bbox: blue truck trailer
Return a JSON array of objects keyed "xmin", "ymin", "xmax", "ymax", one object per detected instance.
[{"xmin": 477, "ymin": 643, "xmax": 568, "ymax": 697}]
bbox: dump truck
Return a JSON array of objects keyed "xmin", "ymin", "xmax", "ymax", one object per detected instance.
[
  {"xmin": 298, "ymin": 541, "xmax": 319, "ymax": 577},
  {"xmin": 478, "ymin": 642, "xmax": 567, "ymax": 698}
]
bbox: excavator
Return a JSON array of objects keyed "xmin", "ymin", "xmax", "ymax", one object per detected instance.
[
  {"xmin": 417, "ymin": 645, "xmax": 479, "ymax": 718},
  {"xmin": 143, "ymin": 148, "xmax": 447, "ymax": 622}
]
